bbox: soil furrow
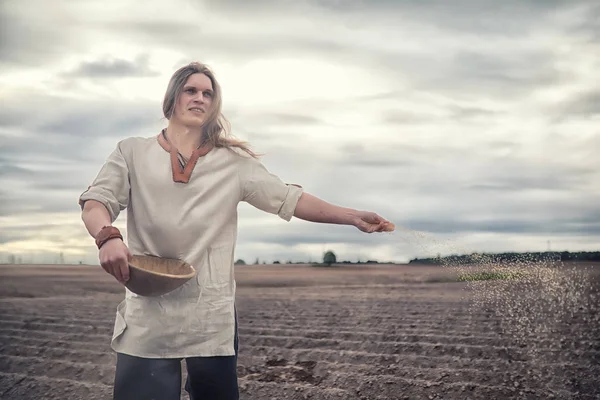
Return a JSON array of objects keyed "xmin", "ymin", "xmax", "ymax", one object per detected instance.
[
  {"xmin": 1, "ymin": 351, "xmax": 597, "ymax": 399},
  {"xmin": 0, "ymin": 371, "xmax": 112, "ymax": 400},
  {"xmin": 0, "ymin": 329, "xmax": 557, "ymax": 362},
  {"xmin": 0, "ymin": 324, "xmax": 526, "ymax": 348},
  {"xmin": 4, "ymin": 340, "xmax": 597, "ymax": 375},
  {"xmin": 0, "ymin": 311, "xmax": 504, "ymax": 326},
  {"xmin": 238, "ymin": 379, "xmax": 353, "ymax": 400},
  {"xmin": 0, "ymin": 318, "xmax": 510, "ymax": 339},
  {"xmin": 0, "ymin": 354, "xmax": 115, "ymax": 386},
  {"xmin": 238, "ymin": 354, "xmax": 599, "ymax": 395},
  {"xmin": 3, "ymin": 332, "xmax": 599, "ymax": 373},
  {"xmin": 320, "ymin": 370, "xmax": 592, "ymax": 400}
]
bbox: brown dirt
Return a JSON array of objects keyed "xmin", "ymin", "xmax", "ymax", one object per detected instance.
[{"xmin": 0, "ymin": 262, "xmax": 598, "ymax": 399}]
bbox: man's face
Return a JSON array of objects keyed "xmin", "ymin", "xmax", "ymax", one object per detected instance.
[{"xmin": 173, "ymin": 73, "xmax": 214, "ymax": 127}]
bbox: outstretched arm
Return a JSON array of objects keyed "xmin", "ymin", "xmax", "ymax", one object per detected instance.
[{"xmin": 293, "ymin": 192, "xmax": 394, "ymax": 233}]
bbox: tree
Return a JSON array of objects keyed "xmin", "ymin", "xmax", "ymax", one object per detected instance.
[
  {"xmin": 323, "ymin": 250, "xmax": 337, "ymax": 266},
  {"xmin": 234, "ymin": 259, "xmax": 246, "ymax": 266}
]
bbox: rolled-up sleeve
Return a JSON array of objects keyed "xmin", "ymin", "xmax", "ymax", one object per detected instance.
[
  {"xmin": 78, "ymin": 141, "xmax": 130, "ymax": 222},
  {"xmin": 240, "ymin": 157, "xmax": 303, "ymax": 222}
]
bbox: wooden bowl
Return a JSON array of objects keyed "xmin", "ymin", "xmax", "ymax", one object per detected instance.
[{"xmin": 126, "ymin": 255, "xmax": 196, "ymax": 297}]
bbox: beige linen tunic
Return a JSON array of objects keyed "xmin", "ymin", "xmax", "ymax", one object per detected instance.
[{"xmin": 78, "ymin": 134, "xmax": 303, "ymax": 358}]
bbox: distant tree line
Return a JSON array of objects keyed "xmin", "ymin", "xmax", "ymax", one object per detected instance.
[
  {"xmin": 409, "ymin": 251, "xmax": 600, "ymax": 265},
  {"xmin": 234, "ymin": 250, "xmax": 385, "ymax": 267}
]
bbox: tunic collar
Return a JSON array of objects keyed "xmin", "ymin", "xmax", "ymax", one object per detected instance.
[{"xmin": 157, "ymin": 129, "xmax": 213, "ymax": 184}]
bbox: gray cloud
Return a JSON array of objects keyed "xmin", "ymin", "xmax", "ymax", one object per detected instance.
[
  {"xmin": 462, "ymin": 166, "xmax": 596, "ymax": 192},
  {"xmin": 238, "ymin": 223, "xmax": 397, "ymax": 247},
  {"xmin": 0, "ymin": 149, "xmax": 118, "ymax": 216},
  {"xmin": 449, "ymin": 105, "xmax": 500, "ymax": 120},
  {"xmin": 0, "ymin": 92, "xmax": 162, "ymax": 142},
  {"xmin": 404, "ymin": 217, "xmax": 600, "ymax": 236},
  {"xmin": 398, "ymin": 49, "xmax": 562, "ymax": 99},
  {"xmin": 111, "ymin": 23, "xmax": 350, "ymax": 65},
  {"xmin": 0, "ymin": 221, "xmax": 85, "ymax": 241},
  {"xmin": 235, "ymin": 112, "xmax": 324, "ymax": 127},
  {"xmin": 382, "ymin": 104, "xmax": 500, "ymax": 126},
  {"xmin": 0, "ymin": 191, "xmax": 83, "ymax": 216},
  {"xmin": 334, "ymin": 143, "xmax": 414, "ymax": 168},
  {"xmin": 61, "ymin": 54, "xmax": 159, "ymax": 79},
  {"xmin": 556, "ymin": 89, "xmax": 600, "ymax": 118},
  {"xmin": 0, "ymin": 189, "xmax": 8, "ymax": 215},
  {"xmin": 569, "ymin": 3, "xmax": 600, "ymax": 41},
  {"xmin": 0, "ymin": 231, "xmax": 26, "ymax": 246},
  {"xmin": 382, "ymin": 110, "xmax": 432, "ymax": 125},
  {"xmin": 310, "ymin": 0, "xmax": 592, "ymax": 35},
  {"xmin": 1, "ymin": 133, "xmax": 96, "ymax": 165},
  {"xmin": 0, "ymin": 1, "xmax": 88, "ymax": 68},
  {"xmin": 0, "ymin": 162, "xmax": 34, "ymax": 177},
  {"xmin": 37, "ymin": 105, "xmax": 160, "ymax": 138}
]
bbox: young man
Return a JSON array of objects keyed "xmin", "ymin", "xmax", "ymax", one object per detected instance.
[{"xmin": 79, "ymin": 62, "xmax": 393, "ymax": 400}]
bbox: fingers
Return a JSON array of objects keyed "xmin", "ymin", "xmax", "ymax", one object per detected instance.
[
  {"xmin": 119, "ymin": 259, "xmax": 130, "ymax": 283},
  {"xmin": 111, "ymin": 259, "xmax": 125, "ymax": 283},
  {"xmin": 364, "ymin": 213, "xmax": 393, "ymax": 228},
  {"xmin": 374, "ymin": 221, "xmax": 388, "ymax": 233},
  {"xmin": 358, "ymin": 218, "xmax": 394, "ymax": 233},
  {"xmin": 382, "ymin": 222, "xmax": 395, "ymax": 232},
  {"xmin": 357, "ymin": 219, "xmax": 378, "ymax": 233},
  {"xmin": 99, "ymin": 243, "xmax": 130, "ymax": 284},
  {"xmin": 360, "ymin": 221, "xmax": 384, "ymax": 233},
  {"xmin": 365, "ymin": 212, "xmax": 384, "ymax": 224},
  {"xmin": 123, "ymin": 249, "xmax": 133, "ymax": 282},
  {"xmin": 369, "ymin": 212, "xmax": 394, "ymax": 233}
]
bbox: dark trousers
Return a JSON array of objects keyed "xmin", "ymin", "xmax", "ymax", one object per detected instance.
[{"xmin": 113, "ymin": 315, "xmax": 239, "ymax": 400}]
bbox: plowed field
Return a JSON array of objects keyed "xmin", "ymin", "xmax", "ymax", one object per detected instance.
[{"xmin": 0, "ymin": 262, "xmax": 598, "ymax": 399}]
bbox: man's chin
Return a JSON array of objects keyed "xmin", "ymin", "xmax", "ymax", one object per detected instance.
[
  {"xmin": 170, "ymin": 114, "xmax": 207, "ymax": 129},
  {"xmin": 182, "ymin": 118, "xmax": 206, "ymax": 129}
]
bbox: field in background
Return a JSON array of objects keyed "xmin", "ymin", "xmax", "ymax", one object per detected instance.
[{"xmin": 0, "ymin": 262, "xmax": 598, "ymax": 399}]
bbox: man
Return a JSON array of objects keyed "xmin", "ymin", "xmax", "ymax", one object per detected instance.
[{"xmin": 79, "ymin": 61, "xmax": 393, "ymax": 400}]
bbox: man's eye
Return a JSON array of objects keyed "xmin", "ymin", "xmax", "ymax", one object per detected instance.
[
  {"xmin": 204, "ymin": 91, "xmax": 213, "ymax": 98},
  {"xmin": 186, "ymin": 88, "xmax": 196, "ymax": 94}
]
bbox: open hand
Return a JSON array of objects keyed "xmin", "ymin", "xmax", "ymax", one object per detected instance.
[{"xmin": 353, "ymin": 211, "xmax": 395, "ymax": 233}]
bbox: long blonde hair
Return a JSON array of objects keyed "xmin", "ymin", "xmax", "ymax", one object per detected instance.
[{"xmin": 162, "ymin": 62, "xmax": 259, "ymax": 158}]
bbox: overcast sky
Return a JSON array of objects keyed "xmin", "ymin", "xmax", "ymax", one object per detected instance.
[{"xmin": 1, "ymin": 0, "xmax": 599, "ymax": 265}]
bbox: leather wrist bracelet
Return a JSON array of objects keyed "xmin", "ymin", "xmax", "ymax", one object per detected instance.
[{"xmin": 95, "ymin": 226, "xmax": 123, "ymax": 249}]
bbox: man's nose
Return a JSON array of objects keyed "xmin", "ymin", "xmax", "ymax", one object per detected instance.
[{"xmin": 193, "ymin": 94, "xmax": 205, "ymax": 103}]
